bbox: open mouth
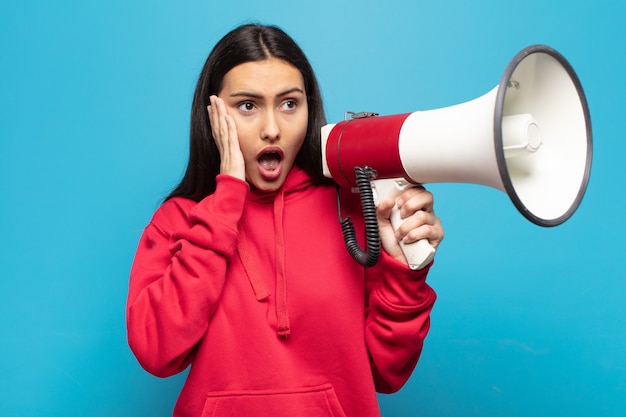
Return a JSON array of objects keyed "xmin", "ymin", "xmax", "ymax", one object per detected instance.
[{"xmin": 257, "ymin": 147, "xmax": 284, "ymax": 181}]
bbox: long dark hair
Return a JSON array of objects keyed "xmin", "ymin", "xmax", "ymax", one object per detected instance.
[{"xmin": 166, "ymin": 23, "xmax": 330, "ymax": 202}]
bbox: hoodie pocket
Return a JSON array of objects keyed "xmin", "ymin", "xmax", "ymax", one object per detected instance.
[{"xmin": 200, "ymin": 383, "xmax": 348, "ymax": 417}]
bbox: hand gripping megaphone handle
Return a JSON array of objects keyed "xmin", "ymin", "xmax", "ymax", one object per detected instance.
[{"xmin": 372, "ymin": 178, "xmax": 437, "ymax": 270}]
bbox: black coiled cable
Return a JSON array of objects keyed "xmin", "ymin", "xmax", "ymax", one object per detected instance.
[{"xmin": 337, "ymin": 166, "xmax": 381, "ymax": 267}]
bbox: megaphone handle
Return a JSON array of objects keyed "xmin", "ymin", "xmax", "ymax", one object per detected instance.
[
  {"xmin": 389, "ymin": 205, "xmax": 437, "ymax": 270},
  {"xmin": 372, "ymin": 179, "xmax": 437, "ymax": 270}
]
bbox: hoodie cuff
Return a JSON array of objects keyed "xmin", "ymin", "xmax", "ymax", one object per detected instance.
[
  {"xmin": 189, "ymin": 175, "xmax": 249, "ymax": 231},
  {"xmin": 374, "ymin": 252, "xmax": 436, "ymax": 310}
]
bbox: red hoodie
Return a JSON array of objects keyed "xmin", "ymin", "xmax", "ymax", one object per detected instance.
[{"xmin": 126, "ymin": 166, "xmax": 436, "ymax": 417}]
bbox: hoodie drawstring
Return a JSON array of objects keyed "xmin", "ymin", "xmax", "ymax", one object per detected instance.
[
  {"xmin": 236, "ymin": 189, "xmax": 290, "ymax": 339},
  {"xmin": 273, "ymin": 190, "xmax": 290, "ymax": 338}
]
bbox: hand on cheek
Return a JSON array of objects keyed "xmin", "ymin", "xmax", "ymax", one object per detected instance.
[{"xmin": 207, "ymin": 95, "xmax": 246, "ymax": 181}]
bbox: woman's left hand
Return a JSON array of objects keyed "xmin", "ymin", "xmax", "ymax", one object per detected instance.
[{"xmin": 376, "ymin": 186, "xmax": 444, "ymax": 266}]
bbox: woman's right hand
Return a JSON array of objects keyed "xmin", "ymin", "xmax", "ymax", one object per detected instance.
[{"xmin": 207, "ymin": 95, "xmax": 246, "ymax": 181}]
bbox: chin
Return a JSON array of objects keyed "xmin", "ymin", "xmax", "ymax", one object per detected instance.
[{"xmin": 249, "ymin": 177, "xmax": 286, "ymax": 193}]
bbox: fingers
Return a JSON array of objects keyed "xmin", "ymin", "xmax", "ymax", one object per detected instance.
[
  {"xmin": 396, "ymin": 186, "xmax": 432, "ymax": 218},
  {"xmin": 398, "ymin": 213, "xmax": 444, "ymax": 250},
  {"xmin": 207, "ymin": 95, "xmax": 245, "ymax": 180},
  {"xmin": 208, "ymin": 95, "xmax": 229, "ymax": 153},
  {"xmin": 387, "ymin": 186, "xmax": 444, "ymax": 249}
]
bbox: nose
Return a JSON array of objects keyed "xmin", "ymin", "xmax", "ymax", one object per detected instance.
[{"xmin": 261, "ymin": 110, "xmax": 280, "ymax": 141}]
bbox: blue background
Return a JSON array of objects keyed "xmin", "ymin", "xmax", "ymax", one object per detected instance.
[{"xmin": 1, "ymin": 1, "xmax": 624, "ymax": 416}]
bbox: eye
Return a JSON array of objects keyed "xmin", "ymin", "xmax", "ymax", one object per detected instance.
[
  {"xmin": 237, "ymin": 101, "xmax": 256, "ymax": 112},
  {"xmin": 281, "ymin": 99, "xmax": 297, "ymax": 111}
]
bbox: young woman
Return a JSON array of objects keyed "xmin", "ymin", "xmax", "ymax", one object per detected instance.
[{"xmin": 126, "ymin": 23, "xmax": 444, "ymax": 417}]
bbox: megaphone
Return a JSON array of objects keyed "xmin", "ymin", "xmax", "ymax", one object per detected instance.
[{"xmin": 322, "ymin": 45, "xmax": 592, "ymax": 270}]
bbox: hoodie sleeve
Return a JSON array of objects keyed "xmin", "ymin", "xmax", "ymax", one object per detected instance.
[
  {"xmin": 126, "ymin": 175, "xmax": 249, "ymax": 377},
  {"xmin": 364, "ymin": 252, "xmax": 437, "ymax": 393}
]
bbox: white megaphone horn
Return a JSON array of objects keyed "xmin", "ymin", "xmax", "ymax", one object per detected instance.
[{"xmin": 322, "ymin": 45, "xmax": 592, "ymax": 270}]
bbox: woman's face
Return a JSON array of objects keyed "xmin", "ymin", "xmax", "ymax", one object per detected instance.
[{"xmin": 218, "ymin": 58, "xmax": 308, "ymax": 192}]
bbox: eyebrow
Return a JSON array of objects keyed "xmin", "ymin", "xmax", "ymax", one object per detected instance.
[{"xmin": 229, "ymin": 87, "xmax": 305, "ymax": 99}]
